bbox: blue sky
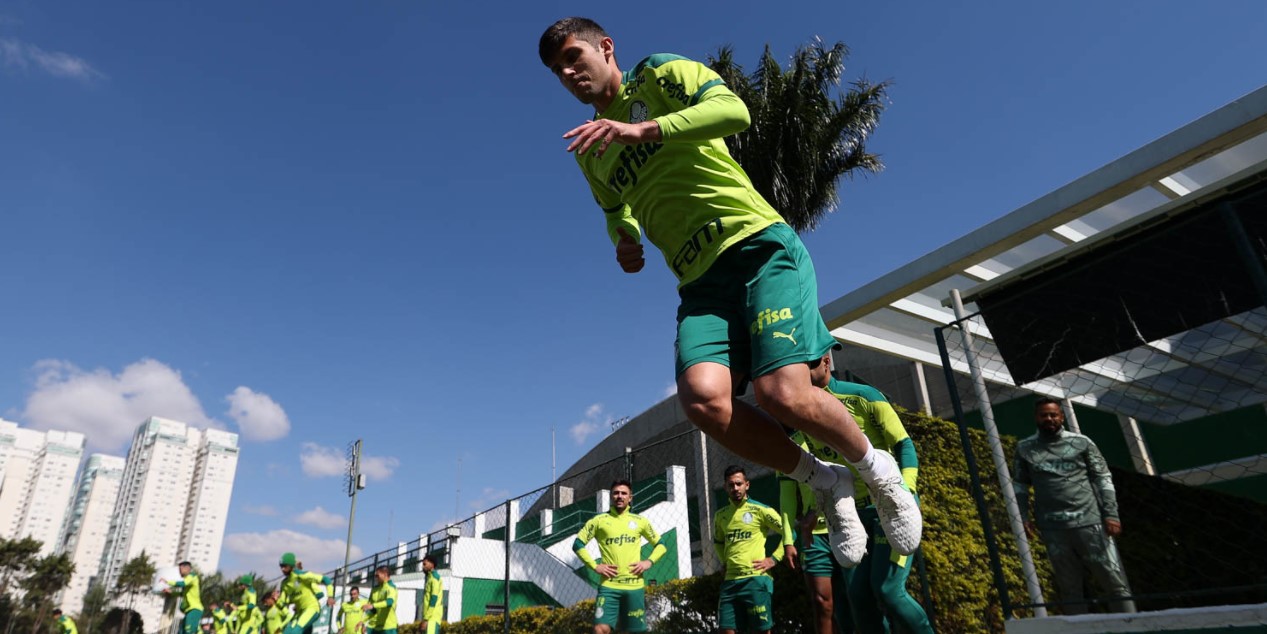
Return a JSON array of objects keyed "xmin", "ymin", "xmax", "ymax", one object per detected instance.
[{"xmin": 3, "ymin": 0, "xmax": 1265, "ymax": 576}]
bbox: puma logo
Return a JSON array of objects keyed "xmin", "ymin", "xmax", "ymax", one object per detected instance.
[{"xmin": 772, "ymin": 328, "xmax": 797, "ymax": 345}]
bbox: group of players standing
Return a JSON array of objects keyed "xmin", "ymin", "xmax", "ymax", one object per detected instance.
[
  {"xmin": 160, "ymin": 551, "xmax": 443, "ymax": 634},
  {"xmin": 572, "ymin": 350, "xmax": 931, "ymax": 633}
]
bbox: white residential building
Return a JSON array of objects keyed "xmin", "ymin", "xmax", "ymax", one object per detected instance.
[
  {"xmin": 58, "ymin": 454, "xmax": 126, "ymax": 613},
  {"xmin": 97, "ymin": 417, "xmax": 240, "ymax": 631},
  {"xmin": 0, "ymin": 419, "xmax": 86, "ymax": 555}
]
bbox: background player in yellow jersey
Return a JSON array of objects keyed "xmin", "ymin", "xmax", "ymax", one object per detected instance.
[
  {"xmin": 53, "ymin": 609, "xmax": 78, "ymax": 634},
  {"xmin": 808, "ymin": 351, "xmax": 933, "ymax": 633},
  {"xmin": 337, "ymin": 586, "xmax": 370, "ymax": 634},
  {"xmin": 234, "ymin": 575, "xmax": 261, "ymax": 634},
  {"xmin": 539, "ymin": 17, "xmax": 920, "ymax": 569},
  {"xmin": 573, "ymin": 479, "xmax": 667, "ymax": 633},
  {"xmin": 363, "ymin": 565, "xmax": 398, "ymax": 634},
  {"xmin": 262, "ymin": 589, "xmax": 290, "ymax": 634},
  {"xmin": 419, "ymin": 555, "xmax": 443, "ymax": 634},
  {"xmin": 162, "ymin": 560, "xmax": 204, "ymax": 634},
  {"xmin": 714, "ymin": 465, "xmax": 784, "ymax": 634}
]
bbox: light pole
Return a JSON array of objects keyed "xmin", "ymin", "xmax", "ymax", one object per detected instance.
[{"xmin": 341, "ymin": 441, "xmax": 365, "ymax": 609}]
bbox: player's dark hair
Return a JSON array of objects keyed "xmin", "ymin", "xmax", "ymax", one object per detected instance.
[
  {"xmin": 723, "ymin": 465, "xmax": 747, "ymax": 480},
  {"xmin": 375, "ymin": 565, "xmax": 391, "ymax": 575},
  {"xmin": 53, "ymin": 609, "xmax": 63, "ymax": 616},
  {"xmin": 422, "ymin": 554, "xmax": 438, "ymax": 567},
  {"xmin": 1034, "ymin": 396, "xmax": 1062, "ymax": 410},
  {"xmin": 539, "ymin": 17, "xmax": 609, "ymax": 66},
  {"xmin": 610, "ymin": 479, "xmax": 633, "ymax": 493},
  {"xmin": 178, "ymin": 561, "xmax": 192, "ymax": 568}
]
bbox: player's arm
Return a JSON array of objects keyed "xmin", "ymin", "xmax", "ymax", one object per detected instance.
[
  {"xmin": 651, "ymin": 60, "xmax": 750, "ymax": 142},
  {"xmin": 426, "ymin": 578, "xmax": 441, "ymax": 612},
  {"xmin": 761, "ymin": 505, "xmax": 785, "ymax": 564},
  {"xmin": 712, "ymin": 511, "xmax": 726, "ymax": 564},
  {"xmin": 1084, "ymin": 440, "xmax": 1119, "ymax": 522},
  {"xmin": 641, "ymin": 520, "xmax": 668, "ymax": 565},
  {"xmin": 571, "ymin": 518, "xmax": 600, "ymax": 570},
  {"xmin": 871, "ymin": 397, "xmax": 919, "ymax": 493}
]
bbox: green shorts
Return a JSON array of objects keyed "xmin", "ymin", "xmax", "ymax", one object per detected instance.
[
  {"xmin": 675, "ymin": 223, "xmax": 835, "ymax": 378},
  {"xmin": 800, "ymin": 532, "xmax": 844, "ymax": 578},
  {"xmin": 182, "ymin": 610, "xmax": 203, "ymax": 634},
  {"xmin": 594, "ymin": 586, "xmax": 647, "ymax": 632},
  {"xmin": 717, "ymin": 576, "xmax": 774, "ymax": 631}
]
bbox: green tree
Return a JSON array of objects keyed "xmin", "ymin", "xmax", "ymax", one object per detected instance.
[
  {"xmin": 78, "ymin": 582, "xmax": 110, "ymax": 634},
  {"xmin": 19, "ymin": 552, "xmax": 75, "ymax": 632},
  {"xmin": 0, "ymin": 536, "xmax": 42, "ymax": 596},
  {"xmin": 114, "ymin": 551, "xmax": 155, "ymax": 634},
  {"xmin": 707, "ymin": 40, "xmax": 889, "ymax": 232}
]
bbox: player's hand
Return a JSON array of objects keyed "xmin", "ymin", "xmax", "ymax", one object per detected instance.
[
  {"xmin": 361, "ymin": 604, "xmax": 372, "ymax": 612},
  {"xmin": 751, "ymin": 558, "xmax": 776, "ymax": 573},
  {"xmin": 628, "ymin": 560, "xmax": 652, "ymax": 576},
  {"xmin": 420, "ymin": 621, "xmax": 428, "ymax": 632},
  {"xmin": 615, "ymin": 228, "xmax": 645, "ymax": 273},
  {"xmin": 594, "ymin": 563, "xmax": 619, "ymax": 579},
  {"xmin": 327, "ymin": 597, "xmax": 335, "ymax": 607},
  {"xmin": 1104, "ymin": 518, "xmax": 1122, "ymax": 538},
  {"xmin": 563, "ymin": 119, "xmax": 659, "ymax": 158},
  {"xmin": 783, "ymin": 545, "xmax": 798, "ymax": 571}
]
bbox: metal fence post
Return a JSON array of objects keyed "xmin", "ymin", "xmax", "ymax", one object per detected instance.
[{"xmin": 504, "ymin": 498, "xmax": 512, "ymax": 634}]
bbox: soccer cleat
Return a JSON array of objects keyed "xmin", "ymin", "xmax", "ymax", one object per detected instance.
[
  {"xmin": 813, "ymin": 464, "xmax": 867, "ymax": 567},
  {"xmin": 867, "ymin": 450, "xmax": 922, "ymax": 555}
]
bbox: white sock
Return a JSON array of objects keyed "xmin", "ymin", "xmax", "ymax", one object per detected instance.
[
  {"xmin": 790, "ymin": 451, "xmax": 838, "ymax": 489},
  {"xmin": 849, "ymin": 446, "xmax": 897, "ymax": 485}
]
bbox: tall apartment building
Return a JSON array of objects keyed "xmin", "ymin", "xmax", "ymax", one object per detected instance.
[
  {"xmin": 57, "ymin": 454, "xmax": 126, "ymax": 613},
  {"xmin": 97, "ymin": 417, "xmax": 240, "ymax": 629},
  {"xmin": 0, "ymin": 419, "xmax": 86, "ymax": 555}
]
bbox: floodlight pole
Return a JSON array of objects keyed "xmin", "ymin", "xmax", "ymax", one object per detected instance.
[
  {"xmin": 950, "ymin": 289, "xmax": 1047, "ymax": 617},
  {"xmin": 343, "ymin": 440, "xmax": 364, "ymax": 602}
]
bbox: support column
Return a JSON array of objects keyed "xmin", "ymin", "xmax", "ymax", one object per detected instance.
[
  {"xmin": 951, "ymin": 289, "xmax": 1047, "ymax": 617},
  {"xmin": 1062, "ymin": 398, "xmax": 1082, "ymax": 434},
  {"xmin": 1117, "ymin": 414, "xmax": 1157, "ymax": 475},
  {"xmin": 912, "ymin": 361, "xmax": 933, "ymax": 415},
  {"xmin": 692, "ymin": 429, "xmax": 720, "ymax": 575}
]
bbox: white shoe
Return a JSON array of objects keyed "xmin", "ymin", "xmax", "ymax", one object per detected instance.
[
  {"xmin": 813, "ymin": 464, "xmax": 866, "ymax": 567},
  {"xmin": 866, "ymin": 450, "xmax": 922, "ymax": 555}
]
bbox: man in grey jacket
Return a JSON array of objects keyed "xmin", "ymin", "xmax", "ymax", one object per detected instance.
[{"xmin": 1014, "ymin": 397, "xmax": 1136, "ymax": 614}]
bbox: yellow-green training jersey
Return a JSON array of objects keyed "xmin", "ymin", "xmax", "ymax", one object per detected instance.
[
  {"xmin": 713, "ymin": 497, "xmax": 783, "ymax": 581},
  {"xmin": 366, "ymin": 580, "xmax": 397, "ymax": 630},
  {"xmin": 168, "ymin": 573, "xmax": 203, "ymax": 613},
  {"xmin": 577, "ymin": 54, "xmax": 785, "ymax": 287},
  {"xmin": 573, "ymin": 507, "xmax": 667, "ymax": 590},
  {"xmin": 264, "ymin": 603, "xmax": 290, "ymax": 634},
  {"xmin": 780, "ymin": 379, "xmax": 919, "ymax": 543},
  {"xmin": 422, "ymin": 571, "xmax": 444, "ymax": 622},
  {"xmin": 58, "ymin": 615, "xmax": 78, "ymax": 634},
  {"xmin": 212, "ymin": 607, "xmax": 228, "ymax": 634},
  {"xmin": 280, "ymin": 569, "xmax": 333, "ymax": 613},
  {"xmin": 237, "ymin": 588, "xmax": 259, "ymax": 632},
  {"xmin": 338, "ymin": 598, "xmax": 370, "ymax": 633}
]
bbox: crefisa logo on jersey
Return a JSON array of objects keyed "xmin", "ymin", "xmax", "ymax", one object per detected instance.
[{"xmin": 630, "ymin": 101, "xmax": 649, "ymax": 123}]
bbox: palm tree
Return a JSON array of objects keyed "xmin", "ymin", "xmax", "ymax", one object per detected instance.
[
  {"xmin": 708, "ymin": 39, "xmax": 890, "ymax": 232},
  {"xmin": 19, "ymin": 552, "xmax": 75, "ymax": 632}
]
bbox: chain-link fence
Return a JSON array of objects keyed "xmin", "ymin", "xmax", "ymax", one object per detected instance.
[{"xmin": 935, "ymin": 306, "xmax": 1267, "ymax": 623}]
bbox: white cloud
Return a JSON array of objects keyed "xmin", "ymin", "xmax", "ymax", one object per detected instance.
[
  {"xmin": 222, "ymin": 529, "xmax": 361, "ymax": 577},
  {"xmin": 467, "ymin": 487, "xmax": 512, "ymax": 514},
  {"xmin": 301, "ymin": 443, "xmax": 399, "ymax": 481},
  {"xmin": 21, "ymin": 359, "xmax": 215, "ymax": 451},
  {"xmin": 570, "ymin": 402, "xmax": 612, "ymax": 445},
  {"xmin": 0, "ymin": 37, "xmax": 103, "ymax": 82},
  {"xmin": 243, "ymin": 504, "xmax": 279, "ymax": 517},
  {"xmin": 226, "ymin": 386, "xmax": 291, "ymax": 441},
  {"xmin": 663, "ymin": 382, "xmax": 678, "ymax": 398},
  {"xmin": 295, "ymin": 506, "xmax": 346, "ymax": 530}
]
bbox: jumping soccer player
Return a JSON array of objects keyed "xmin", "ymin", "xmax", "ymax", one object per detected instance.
[
  {"xmin": 573, "ymin": 480, "xmax": 666, "ymax": 634},
  {"xmin": 538, "ymin": 17, "xmax": 920, "ymax": 567},
  {"xmin": 162, "ymin": 561, "xmax": 204, "ymax": 634},
  {"xmin": 235, "ymin": 575, "xmax": 261, "ymax": 634},
  {"xmin": 419, "ymin": 555, "xmax": 444, "ymax": 634},
  {"xmin": 714, "ymin": 465, "xmax": 784, "ymax": 634},
  {"xmin": 363, "ymin": 565, "xmax": 397, "ymax": 634},
  {"xmin": 277, "ymin": 552, "xmax": 334, "ymax": 634}
]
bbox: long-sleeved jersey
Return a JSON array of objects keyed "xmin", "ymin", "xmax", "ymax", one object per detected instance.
[
  {"xmin": 236, "ymin": 588, "xmax": 260, "ymax": 632},
  {"xmin": 337, "ymin": 599, "xmax": 370, "ymax": 633},
  {"xmin": 167, "ymin": 573, "xmax": 203, "ymax": 613},
  {"xmin": 280, "ymin": 569, "xmax": 333, "ymax": 614},
  {"xmin": 573, "ymin": 507, "xmax": 667, "ymax": 590},
  {"xmin": 1013, "ymin": 429, "xmax": 1119, "ymax": 530},
  {"xmin": 263, "ymin": 603, "xmax": 290, "ymax": 634},
  {"xmin": 422, "ymin": 571, "xmax": 444, "ymax": 622},
  {"xmin": 780, "ymin": 378, "xmax": 919, "ymax": 543},
  {"xmin": 576, "ymin": 54, "xmax": 785, "ymax": 287},
  {"xmin": 713, "ymin": 497, "xmax": 783, "ymax": 581},
  {"xmin": 58, "ymin": 615, "xmax": 78, "ymax": 634},
  {"xmin": 367, "ymin": 581, "xmax": 398, "ymax": 631}
]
